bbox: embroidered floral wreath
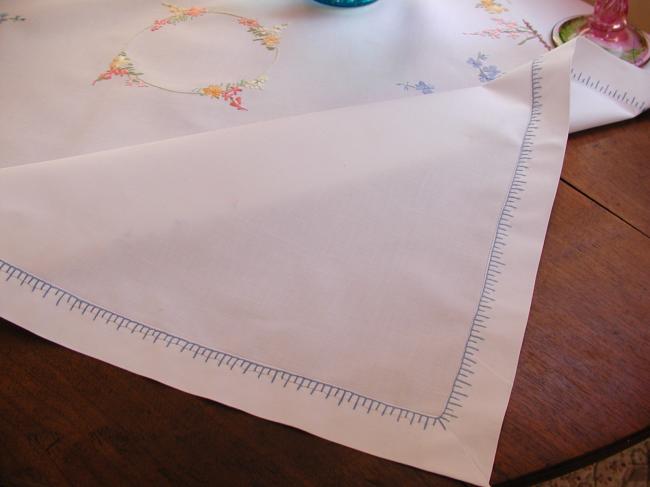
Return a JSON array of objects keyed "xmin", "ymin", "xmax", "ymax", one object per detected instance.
[{"xmin": 93, "ymin": 3, "xmax": 287, "ymax": 111}]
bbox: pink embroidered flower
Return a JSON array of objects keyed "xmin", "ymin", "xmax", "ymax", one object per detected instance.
[
  {"xmin": 223, "ymin": 86, "xmax": 242, "ymax": 97},
  {"xmin": 93, "ymin": 52, "xmax": 141, "ymax": 85},
  {"xmin": 228, "ymin": 96, "xmax": 246, "ymax": 110},
  {"xmin": 92, "ymin": 72, "xmax": 112, "ymax": 84},
  {"xmin": 151, "ymin": 18, "xmax": 169, "ymax": 31},
  {"xmin": 223, "ymin": 86, "xmax": 247, "ymax": 110}
]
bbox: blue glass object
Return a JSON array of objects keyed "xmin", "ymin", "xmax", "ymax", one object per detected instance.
[{"xmin": 313, "ymin": 0, "xmax": 378, "ymax": 7}]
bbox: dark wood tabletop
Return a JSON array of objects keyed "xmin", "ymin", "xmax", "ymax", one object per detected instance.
[{"xmin": 1, "ymin": 112, "xmax": 649, "ymax": 487}]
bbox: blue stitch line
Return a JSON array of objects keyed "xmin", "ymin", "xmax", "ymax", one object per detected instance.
[
  {"xmin": 437, "ymin": 59, "xmax": 543, "ymax": 425},
  {"xmin": 0, "ymin": 60, "xmax": 543, "ymax": 431},
  {"xmin": 570, "ymin": 67, "xmax": 646, "ymax": 111}
]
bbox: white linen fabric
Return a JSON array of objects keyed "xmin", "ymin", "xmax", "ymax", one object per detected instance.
[{"xmin": 1, "ymin": 0, "xmax": 650, "ymax": 484}]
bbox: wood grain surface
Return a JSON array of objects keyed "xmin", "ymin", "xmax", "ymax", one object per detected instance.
[
  {"xmin": 562, "ymin": 113, "xmax": 650, "ymax": 236},
  {"xmin": 1, "ymin": 85, "xmax": 649, "ymax": 487}
]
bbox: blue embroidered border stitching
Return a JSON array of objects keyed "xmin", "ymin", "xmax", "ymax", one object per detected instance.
[{"xmin": 0, "ymin": 60, "xmax": 544, "ymax": 431}]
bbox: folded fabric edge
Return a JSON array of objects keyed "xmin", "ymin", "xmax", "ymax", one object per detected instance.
[
  {"xmin": 0, "ymin": 39, "xmax": 587, "ymax": 487},
  {"xmin": 568, "ymin": 37, "xmax": 650, "ymax": 132}
]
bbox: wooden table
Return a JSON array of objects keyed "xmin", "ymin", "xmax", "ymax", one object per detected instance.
[{"xmin": 1, "ymin": 109, "xmax": 649, "ymax": 486}]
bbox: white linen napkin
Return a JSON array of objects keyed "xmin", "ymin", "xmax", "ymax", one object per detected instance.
[{"xmin": 2, "ymin": 0, "xmax": 650, "ymax": 483}]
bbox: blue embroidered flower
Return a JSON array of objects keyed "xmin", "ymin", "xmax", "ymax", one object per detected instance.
[
  {"xmin": 467, "ymin": 52, "xmax": 488, "ymax": 69},
  {"xmin": 414, "ymin": 81, "xmax": 435, "ymax": 94},
  {"xmin": 467, "ymin": 53, "xmax": 502, "ymax": 83},
  {"xmin": 397, "ymin": 81, "xmax": 435, "ymax": 95},
  {"xmin": 479, "ymin": 64, "xmax": 501, "ymax": 83}
]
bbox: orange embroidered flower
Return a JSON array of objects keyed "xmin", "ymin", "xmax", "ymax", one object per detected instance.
[
  {"xmin": 262, "ymin": 34, "xmax": 280, "ymax": 48},
  {"xmin": 185, "ymin": 7, "xmax": 206, "ymax": 17},
  {"xmin": 238, "ymin": 18, "xmax": 260, "ymax": 28},
  {"xmin": 201, "ymin": 85, "xmax": 224, "ymax": 98}
]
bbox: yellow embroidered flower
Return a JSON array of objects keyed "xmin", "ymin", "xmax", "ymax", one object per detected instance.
[
  {"xmin": 165, "ymin": 3, "xmax": 185, "ymax": 16},
  {"xmin": 262, "ymin": 34, "xmax": 280, "ymax": 48},
  {"xmin": 478, "ymin": 0, "xmax": 507, "ymax": 14},
  {"xmin": 109, "ymin": 54, "xmax": 129, "ymax": 71},
  {"xmin": 164, "ymin": 3, "xmax": 205, "ymax": 17},
  {"xmin": 201, "ymin": 85, "xmax": 224, "ymax": 98}
]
